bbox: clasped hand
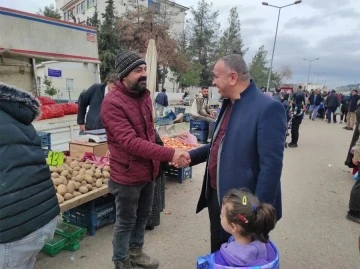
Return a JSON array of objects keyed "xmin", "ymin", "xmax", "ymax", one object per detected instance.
[{"xmin": 171, "ymin": 149, "xmax": 191, "ymax": 168}]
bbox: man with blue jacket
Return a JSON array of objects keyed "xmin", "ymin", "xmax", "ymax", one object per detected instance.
[{"xmin": 188, "ymin": 54, "xmax": 287, "ymax": 252}]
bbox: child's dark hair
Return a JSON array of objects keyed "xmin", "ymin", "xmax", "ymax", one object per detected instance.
[{"xmin": 222, "ymin": 188, "xmax": 277, "ymax": 243}]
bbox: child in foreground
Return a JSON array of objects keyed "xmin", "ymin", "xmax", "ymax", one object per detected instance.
[{"xmin": 197, "ymin": 189, "xmax": 279, "ymax": 269}]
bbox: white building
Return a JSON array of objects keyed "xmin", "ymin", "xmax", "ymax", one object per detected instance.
[
  {"xmin": 55, "ymin": 0, "xmax": 188, "ymax": 37},
  {"xmin": 36, "ymin": 61, "xmax": 99, "ymax": 100}
]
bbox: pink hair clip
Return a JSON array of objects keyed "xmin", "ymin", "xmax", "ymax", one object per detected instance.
[{"xmin": 237, "ymin": 214, "xmax": 248, "ymax": 223}]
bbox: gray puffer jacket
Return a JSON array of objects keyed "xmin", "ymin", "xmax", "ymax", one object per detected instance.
[{"xmin": 0, "ymin": 83, "xmax": 59, "ymax": 243}]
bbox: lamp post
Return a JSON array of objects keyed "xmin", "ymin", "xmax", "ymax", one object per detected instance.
[
  {"xmin": 303, "ymin": 57, "xmax": 320, "ymax": 89},
  {"xmin": 262, "ymin": 0, "xmax": 302, "ymax": 92}
]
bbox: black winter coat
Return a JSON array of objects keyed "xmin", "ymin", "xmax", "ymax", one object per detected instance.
[
  {"xmin": 0, "ymin": 84, "xmax": 59, "ymax": 243},
  {"xmin": 326, "ymin": 94, "xmax": 340, "ymax": 108},
  {"xmin": 77, "ymin": 83, "xmax": 106, "ymax": 130}
]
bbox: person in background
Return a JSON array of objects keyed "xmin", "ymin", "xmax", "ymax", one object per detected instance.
[
  {"xmin": 308, "ymin": 89, "xmax": 323, "ymax": 120},
  {"xmin": 155, "ymin": 88, "xmax": 168, "ymax": 117},
  {"xmin": 289, "ymin": 85, "xmax": 305, "ymax": 148},
  {"xmin": 0, "ymin": 83, "xmax": 59, "ymax": 269},
  {"xmin": 77, "ymin": 73, "xmax": 118, "ymax": 134},
  {"xmin": 326, "ymin": 90, "xmax": 340, "ymax": 123},
  {"xmin": 344, "ymin": 89, "xmax": 360, "ymax": 130},
  {"xmin": 101, "ymin": 51, "xmax": 190, "ymax": 269},
  {"xmin": 340, "ymin": 94, "xmax": 349, "ymax": 124},
  {"xmin": 272, "ymin": 88, "xmax": 283, "ymax": 102}
]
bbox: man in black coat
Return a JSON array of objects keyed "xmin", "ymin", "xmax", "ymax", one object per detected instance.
[
  {"xmin": 344, "ymin": 89, "xmax": 360, "ymax": 130},
  {"xmin": 326, "ymin": 90, "xmax": 340, "ymax": 123},
  {"xmin": 308, "ymin": 89, "xmax": 323, "ymax": 120},
  {"xmin": 289, "ymin": 86, "xmax": 305, "ymax": 148},
  {"xmin": 77, "ymin": 73, "xmax": 118, "ymax": 133},
  {"xmin": 0, "ymin": 83, "xmax": 59, "ymax": 268}
]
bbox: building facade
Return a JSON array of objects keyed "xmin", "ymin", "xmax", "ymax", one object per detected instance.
[{"xmin": 55, "ymin": 0, "xmax": 187, "ymax": 36}]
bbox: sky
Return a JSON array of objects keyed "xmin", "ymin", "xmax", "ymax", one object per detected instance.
[{"xmin": 1, "ymin": 0, "xmax": 359, "ymax": 88}]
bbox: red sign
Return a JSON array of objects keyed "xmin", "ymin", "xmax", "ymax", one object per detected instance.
[{"xmin": 86, "ymin": 33, "xmax": 96, "ymax": 42}]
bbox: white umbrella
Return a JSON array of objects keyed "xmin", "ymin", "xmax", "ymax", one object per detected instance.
[{"xmin": 145, "ymin": 39, "xmax": 157, "ymax": 118}]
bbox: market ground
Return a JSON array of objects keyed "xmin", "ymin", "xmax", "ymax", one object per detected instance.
[{"xmin": 35, "ymin": 118, "xmax": 360, "ymax": 269}]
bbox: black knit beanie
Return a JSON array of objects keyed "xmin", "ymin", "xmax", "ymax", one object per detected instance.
[{"xmin": 115, "ymin": 51, "xmax": 146, "ymax": 80}]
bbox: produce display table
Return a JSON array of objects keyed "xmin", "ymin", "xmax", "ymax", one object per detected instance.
[{"xmin": 59, "ymin": 185, "xmax": 109, "ymax": 213}]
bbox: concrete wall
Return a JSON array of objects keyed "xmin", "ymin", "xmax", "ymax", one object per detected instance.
[{"xmin": 36, "ymin": 61, "xmax": 99, "ymax": 100}]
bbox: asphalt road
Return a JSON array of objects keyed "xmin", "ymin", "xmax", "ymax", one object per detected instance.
[{"xmin": 35, "ymin": 117, "xmax": 360, "ymax": 269}]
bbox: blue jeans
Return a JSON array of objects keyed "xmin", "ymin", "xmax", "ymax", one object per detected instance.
[
  {"xmin": 327, "ymin": 107, "xmax": 337, "ymax": 123},
  {"xmin": 0, "ymin": 217, "xmax": 57, "ymax": 269},
  {"xmin": 109, "ymin": 179, "xmax": 155, "ymax": 261},
  {"xmin": 311, "ymin": 105, "xmax": 320, "ymax": 120}
]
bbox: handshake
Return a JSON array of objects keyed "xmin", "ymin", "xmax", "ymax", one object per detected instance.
[{"xmin": 171, "ymin": 149, "xmax": 191, "ymax": 168}]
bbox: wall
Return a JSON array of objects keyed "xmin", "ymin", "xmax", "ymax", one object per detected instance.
[{"xmin": 36, "ymin": 61, "xmax": 99, "ymax": 100}]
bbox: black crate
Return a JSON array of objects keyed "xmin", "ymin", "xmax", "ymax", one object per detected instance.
[
  {"xmin": 37, "ymin": 131, "xmax": 51, "ymax": 150},
  {"xmin": 190, "ymin": 129, "xmax": 208, "ymax": 144},
  {"xmin": 190, "ymin": 120, "xmax": 209, "ymax": 131},
  {"xmin": 165, "ymin": 166, "xmax": 192, "ymax": 183},
  {"xmin": 62, "ymin": 195, "xmax": 116, "ymax": 236}
]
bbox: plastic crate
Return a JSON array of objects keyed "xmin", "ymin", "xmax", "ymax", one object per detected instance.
[
  {"xmin": 174, "ymin": 107, "xmax": 186, "ymax": 115},
  {"xmin": 37, "ymin": 131, "xmax": 51, "ymax": 150},
  {"xmin": 42, "ymin": 234, "xmax": 68, "ymax": 256},
  {"xmin": 190, "ymin": 129, "xmax": 208, "ymax": 143},
  {"xmin": 62, "ymin": 195, "xmax": 116, "ymax": 236},
  {"xmin": 63, "ymin": 239, "xmax": 80, "ymax": 251},
  {"xmin": 55, "ymin": 222, "xmax": 87, "ymax": 242},
  {"xmin": 190, "ymin": 120, "xmax": 209, "ymax": 131},
  {"xmin": 165, "ymin": 166, "xmax": 192, "ymax": 183}
]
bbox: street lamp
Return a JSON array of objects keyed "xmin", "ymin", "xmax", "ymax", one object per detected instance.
[
  {"xmin": 303, "ymin": 58, "xmax": 320, "ymax": 89},
  {"xmin": 262, "ymin": 0, "xmax": 302, "ymax": 91}
]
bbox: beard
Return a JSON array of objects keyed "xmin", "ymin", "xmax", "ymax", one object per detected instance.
[{"xmin": 132, "ymin": 76, "xmax": 147, "ymax": 92}]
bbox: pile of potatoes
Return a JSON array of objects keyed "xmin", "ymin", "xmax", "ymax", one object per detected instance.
[{"xmin": 50, "ymin": 157, "xmax": 110, "ymax": 204}]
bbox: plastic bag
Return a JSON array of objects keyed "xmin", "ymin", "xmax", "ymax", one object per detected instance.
[
  {"xmin": 81, "ymin": 152, "xmax": 109, "ymax": 168},
  {"xmin": 38, "ymin": 96, "xmax": 56, "ymax": 105},
  {"xmin": 177, "ymin": 131, "xmax": 198, "ymax": 146},
  {"xmin": 353, "ymin": 171, "xmax": 358, "ymax": 181}
]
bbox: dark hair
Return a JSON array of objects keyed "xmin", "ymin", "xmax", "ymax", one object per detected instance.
[
  {"xmin": 275, "ymin": 88, "xmax": 281, "ymax": 93},
  {"xmin": 283, "ymin": 93, "xmax": 289, "ymax": 100},
  {"xmin": 222, "ymin": 188, "xmax": 276, "ymax": 243},
  {"xmin": 298, "ymin": 85, "xmax": 302, "ymax": 90},
  {"xmin": 201, "ymin": 86, "xmax": 209, "ymax": 90},
  {"xmin": 162, "ymin": 88, "xmax": 166, "ymax": 92}
]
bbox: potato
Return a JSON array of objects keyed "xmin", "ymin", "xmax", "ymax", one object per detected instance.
[
  {"xmin": 84, "ymin": 163, "xmax": 92, "ymax": 170},
  {"xmin": 67, "ymin": 181, "xmax": 76, "ymax": 194},
  {"xmin": 58, "ymin": 175, "xmax": 66, "ymax": 184},
  {"xmin": 64, "ymin": 193, "xmax": 74, "ymax": 200},
  {"xmin": 49, "ymin": 166, "xmax": 57, "ymax": 172},
  {"xmin": 81, "ymin": 181, "xmax": 87, "ymax": 186},
  {"xmin": 85, "ymin": 170, "xmax": 94, "ymax": 177},
  {"xmin": 84, "ymin": 174, "xmax": 93, "ymax": 184},
  {"xmin": 51, "ymin": 172, "xmax": 60, "ymax": 178},
  {"xmin": 103, "ymin": 178, "xmax": 109, "ymax": 184},
  {"xmin": 65, "ymin": 157, "xmax": 72, "ymax": 165},
  {"xmin": 102, "ymin": 171, "xmax": 110, "ymax": 179},
  {"xmin": 103, "ymin": 165, "xmax": 110, "ymax": 172},
  {"xmin": 56, "ymin": 193, "xmax": 64, "ymax": 204},
  {"xmin": 79, "ymin": 168, "xmax": 86, "ymax": 175},
  {"xmin": 96, "ymin": 179, "xmax": 103, "ymax": 188},
  {"xmin": 94, "ymin": 172, "xmax": 102, "ymax": 179},
  {"xmin": 57, "ymin": 184, "xmax": 67, "ymax": 196},
  {"xmin": 73, "ymin": 166, "xmax": 81, "ymax": 171},
  {"xmin": 85, "ymin": 184, "xmax": 93, "ymax": 191},
  {"xmin": 79, "ymin": 162, "xmax": 86, "ymax": 168},
  {"xmin": 70, "ymin": 161, "xmax": 79, "ymax": 168},
  {"xmin": 72, "ymin": 170, "xmax": 79, "ymax": 177},
  {"xmin": 90, "ymin": 167, "xmax": 96, "ymax": 173},
  {"xmin": 75, "ymin": 175, "xmax": 83, "ymax": 182},
  {"xmin": 79, "ymin": 186, "xmax": 88, "ymax": 194},
  {"xmin": 60, "ymin": 170, "xmax": 69, "ymax": 177},
  {"xmin": 74, "ymin": 182, "xmax": 81, "ymax": 190},
  {"xmin": 73, "ymin": 191, "xmax": 81, "ymax": 197},
  {"xmin": 52, "ymin": 177, "xmax": 63, "ymax": 186},
  {"xmin": 95, "ymin": 168, "xmax": 102, "ymax": 174}
]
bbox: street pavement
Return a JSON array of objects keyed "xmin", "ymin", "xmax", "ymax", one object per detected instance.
[{"xmin": 35, "ymin": 117, "xmax": 360, "ymax": 269}]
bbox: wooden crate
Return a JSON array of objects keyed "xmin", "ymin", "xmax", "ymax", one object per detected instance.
[{"xmin": 69, "ymin": 142, "xmax": 108, "ymax": 160}]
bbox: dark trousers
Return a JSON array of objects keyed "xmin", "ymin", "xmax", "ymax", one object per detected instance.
[
  {"xmin": 109, "ymin": 179, "xmax": 155, "ymax": 261},
  {"xmin": 341, "ymin": 110, "xmax": 348, "ymax": 122},
  {"xmin": 327, "ymin": 107, "xmax": 337, "ymax": 123},
  {"xmin": 207, "ymin": 188, "xmax": 231, "ymax": 253},
  {"xmin": 291, "ymin": 116, "xmax": 302, "ymax": 144}
]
